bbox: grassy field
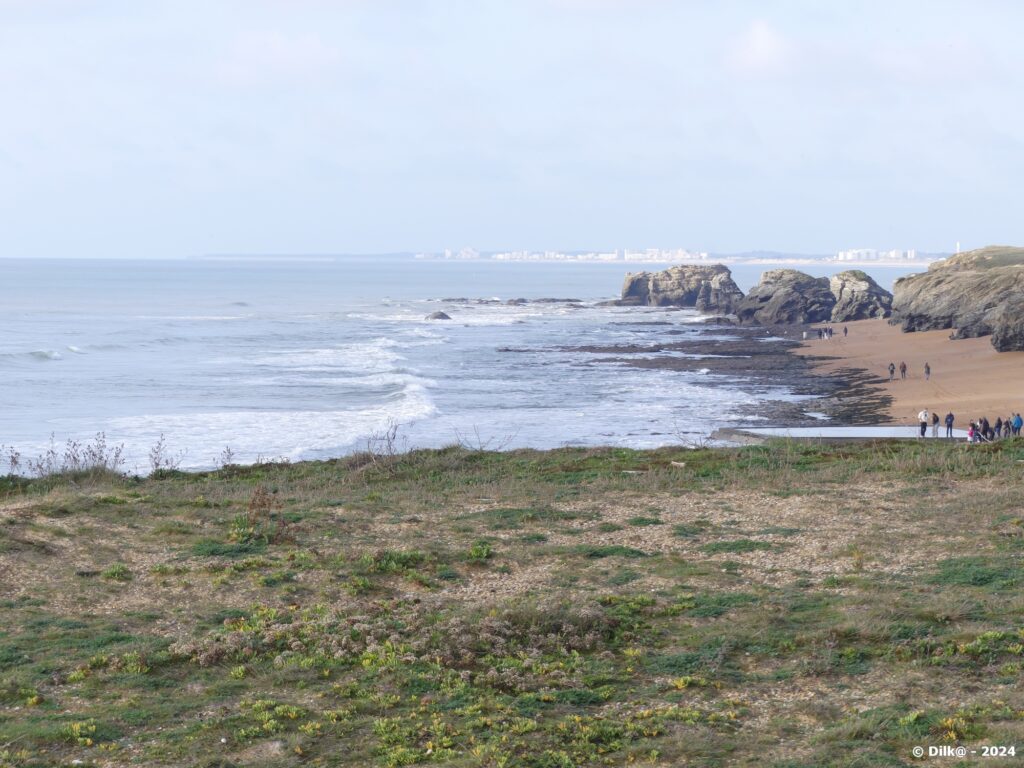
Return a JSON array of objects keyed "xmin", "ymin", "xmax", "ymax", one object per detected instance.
[{"xmin": 2, "ymin": 439, "xmax": 1024, "ymax": 767}]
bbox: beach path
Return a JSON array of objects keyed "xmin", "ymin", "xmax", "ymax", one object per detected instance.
[{"xmin": 796, "ymin": 318, "xmax": 1024, "ymax": 423}]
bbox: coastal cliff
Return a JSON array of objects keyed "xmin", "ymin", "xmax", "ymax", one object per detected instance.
[
  {"xmin": 620, "ymin": 264, "xmax": 744, "ymax": 312},
  {"xmin": 890, "ymin": 245, "xmax": 1024, "ymax": 349}
]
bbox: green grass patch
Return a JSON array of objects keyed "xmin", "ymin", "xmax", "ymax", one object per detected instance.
[
  {"xmin": 190, "ymin": 539, "xmax": 266, "ymax": 558},
  {"xmin": 571, "ymin": 545, "xmax": 647, "ymax": 559},
  {"xmin": 627, "ymin": 515, "xmax": 663, "ymax": 527},
  {"xmin": 929, "ymin": 556, "xmax": 1024, "ymax": 589},
  {"xmin": 701, "ymin": 539, "xmax": 774, "ymax": 555}
]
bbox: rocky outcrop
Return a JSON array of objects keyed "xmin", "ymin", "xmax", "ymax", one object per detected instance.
[
  {"xmin": 735, "ymin": 270, "xmax": 835, "ymax": 326},
  {"xmin": 829, "ymin": 270, "xmax": 893, "ymax": 322},
  {"xmin": 990, "ymin": 297, "xmax": 1024, "ymax": 351},
  {"xmin": 620, "ymin": 264, "xmax": 744, "ymax": 313},
  {"xmin": 425, "ymin": 311, "xmax": 451, "ymax": 320},
  {"xmin": 890, "ymin": 246, "xmax": 1024, "ymax": 340}
]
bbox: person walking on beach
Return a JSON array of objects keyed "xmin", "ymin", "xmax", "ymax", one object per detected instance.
[
  {"xmin": 931, "ymin": 411, "xmax": 940, "ymax": 438},
  {"xmin": 924, "ymin": 362, "xmax": 931, "ymax": 381},
  {"xmin": 900, "ymin": 361, "xmax": 908, "ymax": 380},
  {"xmin": 888, "ymin": 362, "xmax": 896, "ymax": 382},
  {"xmin": 945, "ymin": 411, "xmax": 955, "ymax": 438},
  {"xmin": 1014, "ymin": 413, "xmax": 1023, "ymax": 436},
  {"xmin": 981, "ymin": 417, "xmax": 992, "ymax": 442},
  {"xmin": 843, "ymin": 326, "xmax": 848, "ymax": 337},
  {"xmin": 918, "ymin": 408, "xmax": 929, "ymax": 438}
]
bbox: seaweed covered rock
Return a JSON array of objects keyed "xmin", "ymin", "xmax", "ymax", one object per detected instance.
[
  {"xmin": 620, "ymin": 264, "xmax": 744, "ymax": 313},
  {"xmin": 829, "ymin": 270, "xmax": 893, "ymax": 321},
  {"xmin": 735, "ymin": 269, "xmax": 835, "ymax": 326}
]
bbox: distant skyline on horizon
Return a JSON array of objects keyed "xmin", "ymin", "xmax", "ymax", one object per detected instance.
[
  {"xmin": 0, "ymin": 245, "xmax": 958, "ymax": 262},
  {"xmin": 2, "ymin": 1, "xmax": 1022, "ymax": 260}
]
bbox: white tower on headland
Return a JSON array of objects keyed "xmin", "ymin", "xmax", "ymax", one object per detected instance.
[{"xmin": 956, "ymin": 241, "xmax": 961, "ymax": 254}]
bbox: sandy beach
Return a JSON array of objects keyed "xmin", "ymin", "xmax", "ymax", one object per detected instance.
[{"xmin": 796, "ymin": 318, "xmax": 1024, "ymax": 425}]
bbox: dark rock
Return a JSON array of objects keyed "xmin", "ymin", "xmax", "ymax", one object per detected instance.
[
  {"xmin": 505, "ymin": 298, "xmax": 528, "ymax": 305},
  {"xmin": 890, "ymin": 246, "xmax": 1024, "ymax": 339},
  {"xmin": 425, "ymin": 311, "xmax": 451, "ymax": 320},
  {"xmin": 829, "ymin": 270, "xmax": 892, "ymax": 321},
  {"xmin": 991, "ymin": 297, "xmax": 1024, "ymax": 351},
  {"xmin": 597, "ymin": 297, "xmax": 644, "ymax": 307},
  {"xmin": 620, "ymin": 264, "xmax": 744, "ymax": 313},
  {"xmin": 698, "ymin": 315, "xmax": 736, "ymax": 326},
  {"xmin": 735, "ymin": 269, "xmax": 835, "ymax": 326}
]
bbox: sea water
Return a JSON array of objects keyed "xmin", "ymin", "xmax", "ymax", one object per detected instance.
[{"xmin": 0, "ymin": 257, "xmax": 920, "ymax": 471}]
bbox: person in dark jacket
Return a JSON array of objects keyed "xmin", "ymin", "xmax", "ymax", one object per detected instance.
[
  {"xmin": 931, "ymin": 411, "xmax": 940, "ymax": 438},
  {"xmin": 944, "ymin": 411, "xmax": 955, "ymax": 438},
  {"xmin": 888, "ymin": 362, "xmax": 896, "ymax": 382},
  {"xmin": 899, "ymin": 361, "xmax": 907, "ymax": 380}
]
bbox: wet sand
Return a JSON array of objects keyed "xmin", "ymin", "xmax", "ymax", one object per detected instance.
[{"xmin": 795, "ymin": 318, "xmax": 1024, "ymax": 425}]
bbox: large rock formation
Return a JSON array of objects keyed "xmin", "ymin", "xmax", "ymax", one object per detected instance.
[
  {"xmin": 890, "ymin": 246, "xmax": 1024, "ymax": 341},
  {"xmin": 829, "ymin": 270, "xmax": 893, "ymax": 322},
  {"xmin": 989, "ymin": 297, "xmax": 1024, "ymax": 351},
  {"xmin": 620, "ymin": 264, "xmax": 744, "ymax": 313},
  {"xmin": 735, "ymin": 269, "xmax": 835, "ymax": 326}
]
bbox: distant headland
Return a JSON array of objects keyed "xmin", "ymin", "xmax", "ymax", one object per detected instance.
[{"xmin": 615, "ymin": 245, "xmax": 1024, "ymax": 353}]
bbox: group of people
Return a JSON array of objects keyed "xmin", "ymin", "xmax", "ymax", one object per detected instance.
[
  {"xmin": 966, "ymin": 413, "xmax": 1024, "ymax": 442},
  {"xmin": 888, "ymin": 361, "xmax": 931, "ymax": 381},
  {"xmin": 916, "ymin": 409, "xmax": 1024, "ymax": 441},
  {"xmin": 816, "ymin": 325, "xmax": 848, "ymax": 340}
]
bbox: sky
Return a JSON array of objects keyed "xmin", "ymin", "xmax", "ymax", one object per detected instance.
[{"xmin": 2, "ymin": 0, "xmax": 1023, "ymax": 259}]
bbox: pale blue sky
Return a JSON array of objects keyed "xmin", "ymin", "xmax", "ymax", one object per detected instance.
[{"xmin": 2, "ymin": 0, "xmax": 1022, "ymax": 258}]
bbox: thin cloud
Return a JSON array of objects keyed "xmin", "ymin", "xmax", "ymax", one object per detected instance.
[
  {"xmin": 217, "ymin": 30, "xmax": 345, "ymax": 86},
  {"xmin": 727, "ymin": 19, "xmax": 795, "ymax": 77}
]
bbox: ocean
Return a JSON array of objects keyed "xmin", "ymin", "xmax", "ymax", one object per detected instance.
[{"xmin": 0, "ymin": 257, "xmax": 921, "ymax": 472}]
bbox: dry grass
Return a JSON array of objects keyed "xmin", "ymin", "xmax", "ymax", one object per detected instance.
[{"xmin": 2, "ymin": 441, "xmax": 1024, "ymax": 767}]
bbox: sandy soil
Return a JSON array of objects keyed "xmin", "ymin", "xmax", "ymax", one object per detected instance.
[{"xmin": 795, "ymin": 318, "xmax": 1024, "ymax": 424}]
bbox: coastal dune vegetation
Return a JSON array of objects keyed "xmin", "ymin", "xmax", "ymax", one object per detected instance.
[{"xmin": 2, "ymin": 439, "xmax": 1024, "ymax": 766}]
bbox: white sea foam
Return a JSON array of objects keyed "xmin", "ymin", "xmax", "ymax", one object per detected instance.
[
  {"xmin": 106, "ymin": 385, "xmax": 437, "ymax": 469},
  {"xmin": 242, "ymin": 373, "xmax": 436, "ymax": 390},
  {"xmin": 29, "ymin": 350, "xmax": 62, "ymax": 361},
  {"xmin": 135, "ymin": 314, "xmax": 253, "ymax": 321},
  {"xmin": 253, "ymin": 338, "xmax": 404, "ymax": 372}
]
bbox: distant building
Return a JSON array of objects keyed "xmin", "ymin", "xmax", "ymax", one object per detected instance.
[{"xmin": 835, "ymin": 247, "xmax": 918, "ymax": 262}]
